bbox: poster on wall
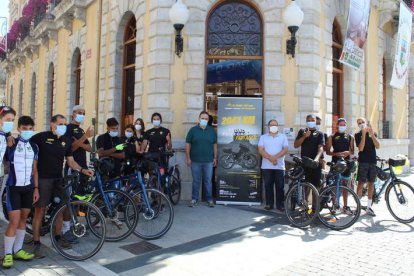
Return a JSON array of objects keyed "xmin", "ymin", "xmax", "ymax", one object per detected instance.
[
  {"xmin": 339, "ymin": 0, "xmax": 371, "ymax": 70},
  {"xmin": 390, "ymin": 1, "xmax": 413, "ymax": 89},
  {"xmin": 216, "ymin": 96, "xmax": 262, "ymax": 206}
]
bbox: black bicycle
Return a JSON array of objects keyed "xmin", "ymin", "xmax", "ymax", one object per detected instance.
[
  {"xmin": 143, "ymin": 151, "xmax": 182, "ymax": 205},
  {"xmin": 285, "ymin": 154, "xmax": 320, "ymax": 228},
  {"xmin": 2, "ymin": 173, "xmax": 107, "ymax": 261},
  {"xmin": 318, "ymin": 159, "xmax": 361, "ymax": 230},
  {"xmin": 373, "ymin": 157, "xmax": 414, "ymax": 223}
]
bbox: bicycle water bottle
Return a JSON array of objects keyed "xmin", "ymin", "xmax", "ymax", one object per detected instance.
[
  {"xmin": 52, "ymin": 196, "xmax": 61, "ymax": 207},
  {"xmin": 374, "ymin": 179, "xmax": 382, "ymax": 194}
]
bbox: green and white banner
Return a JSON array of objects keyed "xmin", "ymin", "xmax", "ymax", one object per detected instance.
[
  {"xmin": 390, "ymin": 1, "xmax": 413, "ymax": 89},
  {"xmin": 339, "ymin": 0, "xmax": 371, "ymax": 70}
]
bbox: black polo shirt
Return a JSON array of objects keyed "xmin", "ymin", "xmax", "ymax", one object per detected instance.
[
  {"xmin": 331, "ymin": 132, "xmax": 353, "ymax": 162},
  {"xmin": 144, "ymin": 127, "xmax": 171, "ymax": 153},
  {"xmin": 295, "ymin": 129, "xmax": 325, "ymax": 159},
  {"xmin": 64, "ymin": 123, "xmax": 90, "ymax": 168},
  {"xmin": 124, "ymin": 136, "xmax": 140, "ymax": 160},
  {"xmin": 355, "ymin": 131, "xmax": 377, "ymax": 164},
  {"xmin": 31, "ymin": 131, "xmax": 73, "ymax": 179},
  {"xmin": 96, "ymin": 132, "xmax": 123, "ymax": 176}
]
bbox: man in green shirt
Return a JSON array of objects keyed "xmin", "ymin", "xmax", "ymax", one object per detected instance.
[{"xmin": 185, "ymin": 111, "xmax": 217, "ymax": 208}]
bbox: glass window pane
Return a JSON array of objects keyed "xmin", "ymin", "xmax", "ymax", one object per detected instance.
[
  {"xmin": 125, "ymin": 43, "xmax": 136, "ymax": 66},
  {"xmin": 207, "ymin": 3, "xmax": 262, "ymax": 56},
  {"xmin": 124, "ymin": 68, "xmax": 135, "ymax": 115}
]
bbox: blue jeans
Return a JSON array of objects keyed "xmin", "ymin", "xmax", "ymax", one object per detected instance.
[
  {"xmin": 262, "ymin": 169, "xmax": 285, "ymax": 209},
  {"xmin": 191, "ymin": 162, "xmax": 213, "ymax": 202}
]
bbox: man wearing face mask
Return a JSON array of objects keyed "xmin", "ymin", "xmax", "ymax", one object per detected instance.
[
  {"xmin": 355, "ymin": 117, "xmax": 380, "ymax": 216},
  {"xmin": 186, "ymin": 111, "xmax": 217, "ymax": 207},
  {"xmin": 64, "ymin": 106, "xmax": 94, "ymax": 190},
  {"xmin": 326, "ymin": 118, "xmax": 355, "ymax": 215},
  {"xmin": 294, "ymin": 114, "xmax": 325, "ymax": 189},
  {"xmin": 96, "ymin": 117, "xmax": 125, "ymax": 178},
  {"xmin": 258, "ymin": 120, "xmax": 289, "ymax": 212},
  {"xmin": 30, "ymin": 114, "xmax": 94, "ymax": 258},
  {"xmin": 0, "ymin": 106, "xmax": 16, "ymax": 192}
]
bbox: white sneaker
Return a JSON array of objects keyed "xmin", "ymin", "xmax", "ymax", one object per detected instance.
[
  {"xmin": 188, "ymin": 200, "xmax": 197, "ymax": 207},
  {"xmin": 366, "ymin": 207, "xmax": 376, "ymax": 217}
]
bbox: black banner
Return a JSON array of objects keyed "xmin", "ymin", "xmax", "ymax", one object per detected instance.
[{"xmin": 216, "ymin": 97, "xmax": 262, "ymax": 205}]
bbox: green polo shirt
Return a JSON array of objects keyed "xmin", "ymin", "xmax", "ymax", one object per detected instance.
[{"xmin": 186, "ymin": 125, "xmax": 217, "ymax": 163}]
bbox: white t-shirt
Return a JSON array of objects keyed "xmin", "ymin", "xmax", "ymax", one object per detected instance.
[{"xmin": 258, "ymin": 133, "xmax": 289, "ymax": 170}]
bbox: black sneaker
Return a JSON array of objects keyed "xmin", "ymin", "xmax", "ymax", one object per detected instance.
[{"xmin": 32, "ymin": 244, "xmax": 45, "ymax": 259}]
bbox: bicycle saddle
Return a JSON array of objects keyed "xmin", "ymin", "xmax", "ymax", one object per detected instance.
[
  {"xmin": 223, "ymin": 148, "xmax": 233, "ymax": 154},
  {"xmin": 330, "ymin": 160, "xmax": 347, "ymax": 174}
]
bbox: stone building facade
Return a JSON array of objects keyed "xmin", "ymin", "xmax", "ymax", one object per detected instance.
[{"xmin": 1, "ymin": 0, "xmax": 413, "ymax": 200}]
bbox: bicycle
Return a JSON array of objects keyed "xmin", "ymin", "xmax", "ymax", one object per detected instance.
[
  {"xmin": 284, "ymin": 154, "xmax": 320, "ymax": 228},
  {"xmin": 2, "ymin": 173, "xmax": 107, "ymax": 261},
  {"xmin": 86, "ymin": 157, "xmax": 139, "ymax": 242},
  {"xmin": 120, "ymin": 154, "xmax": 175, "ymax": 240},
  {"xmin": 372, "ymin": 157, "xmax": 414, "ymax": 223},
  {"xmin": 143, "ymin": 150, "xmax": 182, "ymax": 205},
  {"xmin": 318, "ymin": 158, "xmax": 361, "ymax": 230}
]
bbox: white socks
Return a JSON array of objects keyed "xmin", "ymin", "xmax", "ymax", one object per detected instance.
[
  {"xmin": 367, "ymin": 199, "xmax": 372, "ymax": 209},
  {"xmin": 4, "ymin": 235, "xmax": 15, "ymax": 255},
  {"xmin": 62, "ymin": 221, "xmax": 71, "ymax": 234},
  {"xmin": 13, "ymin": 229, "xmax": 26, "ymax": 253}
]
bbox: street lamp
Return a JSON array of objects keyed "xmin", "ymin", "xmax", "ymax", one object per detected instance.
[
  {"xmin": 169, "ymin": 0, "xmax": 189, "ymax": 58},
  {"xmin": 283, "ymin": 0, "xmax": 304, "ymax": 58}
]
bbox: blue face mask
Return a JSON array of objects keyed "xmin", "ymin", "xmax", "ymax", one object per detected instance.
[
  {"xmin": 338, "ymin": 126, "xmax": 347, "ymax": 133},
  {"xmin": 152, "ymin": 120, "xmax": 161, "ymax": 127},
  {"xmin": 109, "ymin": 131, "xmax": 118, "ymax": 137},
  {"xmin": 21, "ymin": 130, "xmax": 34, "ymax": 140},
  {"xmin": 75, "ymin": 114, "xmax": 85, "ymax": 124},
  {"xmin": 56, "ymin": 125, "xmax": 67, "ymax": 136},
  {"xmin": 2, "ymin": 121, "xmax": 14, "ymax": 133},
  {"xmin": 307, "ymin": 121, "xmax": 316, "ymax": 129},
  {"xmin": 125, "ymin": 131, "xmax": 134, "ymax": 139},
  {"xmin": 200, "ymin": 119, "xmax": 208, "ymax": 127}
]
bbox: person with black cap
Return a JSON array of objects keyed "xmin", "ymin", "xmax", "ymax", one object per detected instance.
[{"xmin": 326, "ymin": 118, "xmax": 355, "ymax": 215}]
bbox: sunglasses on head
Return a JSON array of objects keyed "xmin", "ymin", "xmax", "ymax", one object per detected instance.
[{"xmin": 0, "ymin": 106, "xmax": 15, "ymax": 115}]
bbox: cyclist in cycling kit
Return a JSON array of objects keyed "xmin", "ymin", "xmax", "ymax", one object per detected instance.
[
  {"xmin": 141, "ymin": 112, "xmax": 172, "ymax": 155},
  {"xmin": 2, "ymin": 116, "xmax": 39, "ymax": 268},
  {"xmin": 122, "ymin": 124, "xmax": 141, "ymax": 175},
  {"xmin": 30, "ymin": 114, "xmax": 94, "ymax": 259},
  {"xmin": 326, "ymin": 118, "xmax": 355, "ymax": 215},
  {"xmin": 0, "ymin": 106, "xmax": 15, "ymax": 191}
]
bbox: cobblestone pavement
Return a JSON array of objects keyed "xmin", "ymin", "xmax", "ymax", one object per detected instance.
[{"xmin": 1, "ymin": 175, "xmax": 414, "ymax": 275}]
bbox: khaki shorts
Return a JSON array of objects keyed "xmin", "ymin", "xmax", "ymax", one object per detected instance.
[{"xmin": 34, "ymin": 178, "xmax": 63, "ymax": 208}]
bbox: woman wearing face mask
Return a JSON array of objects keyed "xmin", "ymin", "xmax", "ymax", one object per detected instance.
[
  {"xmin": 133, "ymin": 118, "xmax": 146, "ymax": 148},
  {"xmin": 141, "ymin": 113, "xmax": 172, "ymax": 154},
  {"xmin": 122, "ymin": 124, "xmax": 141, "ymax": 175},
  {"xmin": 326, "ymin": 118, "xmax": 355, "ymax": 215}
]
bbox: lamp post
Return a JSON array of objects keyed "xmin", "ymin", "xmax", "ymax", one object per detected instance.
[
  {"xmin": 169, "ymin": 0, "xmax": 189, "ymax": 58},
  {"xmin": 283, "ymin": 0, "xmax": 304, "ymax": 58}
]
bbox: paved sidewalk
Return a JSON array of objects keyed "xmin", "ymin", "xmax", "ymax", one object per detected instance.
[{"xmin": 1, "ymin": 174, "xmax": 413, "ymax": 275}]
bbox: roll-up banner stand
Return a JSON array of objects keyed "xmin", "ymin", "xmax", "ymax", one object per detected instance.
[{"xmin": 216, "ymin": 96, "xmax": 262, "ymax": 206}]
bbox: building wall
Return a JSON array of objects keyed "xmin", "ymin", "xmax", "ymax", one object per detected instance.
[{"xmin": 2, "ymin": 0, "xmax": 413, "ymax": 199}]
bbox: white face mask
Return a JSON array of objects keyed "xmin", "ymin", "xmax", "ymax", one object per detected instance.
[
  {"xmin": 135, "ymin": 124, "xmax": 142, "ymax": 131},
  {"xmin": 359, "ymin": 123, "xmax": 366, "ymax": 130},
  {"xmin": 269, "ymin": 126, "xmax": 278, "ymax": 134},
  {"xmin": 315, "ymin": 125, "xmax": 321, "ymax": 131}
]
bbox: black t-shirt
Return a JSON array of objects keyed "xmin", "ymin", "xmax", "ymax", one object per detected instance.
[
  {"xmin": 331, "ymin": 133, "xmax": 353, "ymax": 162},
  {"xmin": 143, "ymin": 127, "xmax": 171, "ymax": 153},
  {"xmin": 31, "ymin": 131, "xmax": 73, "ymax": 179},
  {"xmin": 124, "ymin": 136, "xmax": 140, "ymax": 160},
  {"xmin": 295, "ymin": 129, "xmax": 325, "ymax": 159},
  {"xmin": 64, "ymin": 123, "xmax": 90, "ymax": 168},
  {"xmin": 355, "ymin": 131, "xmax": 377, "ymax": 164},
  {"xmin": 96, "ymin": 132, "xmax": 123, "ymax": 175}
]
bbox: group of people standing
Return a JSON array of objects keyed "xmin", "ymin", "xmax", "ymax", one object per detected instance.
[{"xmin": 259, "ymin": 114, "xmax": 380, "ymax": 216}]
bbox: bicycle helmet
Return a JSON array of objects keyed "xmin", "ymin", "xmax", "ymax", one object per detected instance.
[
  {"xmin": 97, "ymin": 157, "xmax": 115, "ymax": 176},
  {"xmin": 331, "ymin": 159, "xmax": 347, "ymax": 174},
  {"xmin": 376, "ymin": 167, "xmax": 390, "ymax": 181},
  {"xmin": 302, "ymin": 157, "xmax": 319, "ymax": 169}
]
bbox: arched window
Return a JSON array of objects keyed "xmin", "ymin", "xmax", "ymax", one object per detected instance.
[
  {"xmin": 122, "ymin": 16, "xmax": 137, "ymax": 129},
  {"xmin": 31, "ymin": 73, "xmax": 36, "ymax": 120},
  {"xmin": 71, "ymin": 49, "xmax": 81, "ymax": 107},
  {"xmin": 205, "ymin": 1, "xmax": 263, "ymax": 123},
  {"xmin": 46, "ymin": 63, "xmax": 54, "ymax": 125},
  {"xmin": 19, "ymin": 79, "xmax": 23, "ymax": 115},
  {"xmin": 332, "ymin": 19, "xmax": 343, "ymax": 133}
]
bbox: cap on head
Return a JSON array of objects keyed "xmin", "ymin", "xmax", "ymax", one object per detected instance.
[
  {"xmin": 337, "ymin": 118, "xmax": 347, "ymax": 124},
  {"xmin": 72, "ymin": 105, "xmax": 84, "ymax": 112}
]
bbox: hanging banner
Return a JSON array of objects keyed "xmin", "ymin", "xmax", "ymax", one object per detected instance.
[
  {"xmin": 390, "ymin": 1, "xmax": 413, "ymax": 89},
  {"xmin": 216, "ymin": 97, "xmax": 262, "ymax": 206},
  {"xmin": 339, "ymin": 0, "xmax": 371, "ymax": 70}
]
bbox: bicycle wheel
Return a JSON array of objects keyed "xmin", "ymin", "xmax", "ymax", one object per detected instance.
[
  {"xmin": 90, "ymin": 189, "xmax": 138, "ymax": 242},
  {"xmin": 318, "ymin": 185, "xmax": 361, "ymax": 230},
  {"xmin": 50, "ymin": 201, "xmax": 106, "ymax": 261},
  {"xmin": 132, "ymin": 188, "xmax": 174, "ymax": 240},
  {"xmin": 147, "ymin": 175, "xmax": 161, "ymax": 190},
  {"xmin": 168, "ymin": 167, "xmax": 181, "ymax": 205},
  {"xmin": 285, "ymin": 182, "xmax": 319, "ymax": 228},
  {"xmin": 219, "ymin": 154, "xmax": 234, "ymax": 169},
  {"xmin": 385, "ymin": 180, "xmax": 414, "ymax": 223}
]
